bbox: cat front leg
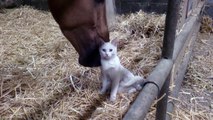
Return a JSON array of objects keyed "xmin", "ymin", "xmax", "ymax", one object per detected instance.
[
  {"xmin": 110, "ymin": 78, "xmax": 120, "ymax": 101},
  {"xmin": 128, "ymin": 87, "xmax": 137, "ymax": 93},
  {"xmin": 100, "ymin": 74, "xmax": 110, "ymax": 94}
]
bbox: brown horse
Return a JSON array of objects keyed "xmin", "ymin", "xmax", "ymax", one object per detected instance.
[{"xmin": 48, "ymin": 0, "xmax": 115, "ymax": 67}]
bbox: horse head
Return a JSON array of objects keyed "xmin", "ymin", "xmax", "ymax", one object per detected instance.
[{"xmin": 48, "ymin": 0, "xmax": 115, "ymax": 67}]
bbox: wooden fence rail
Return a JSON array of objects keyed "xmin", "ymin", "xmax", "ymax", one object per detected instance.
[{"xmin": 166, "ymin": 2, "xmax": 204, "ymax": 119}]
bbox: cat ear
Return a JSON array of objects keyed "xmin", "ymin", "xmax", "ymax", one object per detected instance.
[
  {"xmin": 111, "ymin": 39, "xmax": 118, "ymax": 46},
  {"xmin": 99, "ymin": 38, "xmax": 106, "ymax": 46}
]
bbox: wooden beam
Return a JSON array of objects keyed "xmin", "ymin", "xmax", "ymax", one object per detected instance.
[
  {"xmin": 173, "ymin": 1, "xmax": 205, "ymax": 61},
  {"xmin": 171, "ymin": 1, "xmax": 204, "ymax": 86},
  {"xmin": 123, "ymin": 59, "xmax": 173, "ymax": 120},
  {"xmin": 172, "ymin": 15, "xmax": 197, "ymax": 81},
  {"xmin": 170, "ymin": 0, "xmax": 205, "ymax": 95},
  {"xmin": 173, "ymin": 16, "xmax": 197, "ymax": 61},
  {"xmin": 177, "ymin": 0, "xmax": 188, "ymax": 32},
  {"xmin": 166, "ymin": 1, "xmax": 204, "ymax": 119},
  {"xmin": 166, "ymin": 22, "xmax": 200, "ymax": 120}
]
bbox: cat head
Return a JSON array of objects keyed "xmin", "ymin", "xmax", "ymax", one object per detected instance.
[{"xmin": 99, "ymin": 39, "xmax": 118, "ymax": 60}]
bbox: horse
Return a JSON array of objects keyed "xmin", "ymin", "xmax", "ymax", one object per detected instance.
[{"xmin": 48, "ymin": 0, "xmax": 116, "ymax": 67}]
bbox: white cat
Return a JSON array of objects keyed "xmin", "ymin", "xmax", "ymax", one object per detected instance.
[{"xmin": 99, "ymin": 39, "xmax": 145, "ymax": 101}]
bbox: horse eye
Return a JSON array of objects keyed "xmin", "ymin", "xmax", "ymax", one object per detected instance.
[
  {"xmin": 109, "ymin": 49, "xmax": 113, "ymax": 52},
  {"xmin": 102, "ymin": 49, "xmax": 106, "ymax": 52}
]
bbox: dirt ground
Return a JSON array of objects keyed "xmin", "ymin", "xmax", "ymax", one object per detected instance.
[{"xmin": 0, "ymin": 6, "xmax": 212, "ymax": 120}]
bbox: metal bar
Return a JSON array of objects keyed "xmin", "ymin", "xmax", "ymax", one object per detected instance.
[
  {"xmin": 156, "ymin": 74, "xmax": 171, "ymax": 120},
  {"xmin": 123, "ymin": 1, "xmax": 204, "ymax": 120},
  {"xmin": 161, "ymin": 0, "xmax": 181, "ymax": 59},
  {"xmin": 156, "ymin": 0, "xmax": 181, "ymax": 119},
  {"xmin": 123, "ymin": 59, "xmax": 173, "ymax": 120}
]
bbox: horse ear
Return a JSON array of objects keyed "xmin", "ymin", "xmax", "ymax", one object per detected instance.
[
  {"xmin": 99, "ymin": 38, "xmax": 105, "ymax": 46},
  {"xmin": 111, "ymin": 39, "xmax": 118, "ymax": 46}
]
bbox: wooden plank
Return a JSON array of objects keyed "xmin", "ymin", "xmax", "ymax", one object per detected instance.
[
  {"xmin": 172, "ymin": 1, "xmax": 205, "ymax": 76},
  {"xmin": 173, "ymin": 17, "xmax": 198, "ymax": 61},
  {"xmin": 166, "ymin": 2, "xmax": 204, "ymax": 119},
  {"xmin": 172, "ymin": 16, "xmax": 197, "ymax": 82},
  {"xmin": 166, "ymin": 22, "xmax": 201, "ymax": 120},
  {"xmin": 186, "ymin": 0, "xmax": 199, "ymax": 18},
  {"xmin": 177, "ymin": 0, "xmax": 189, "ymax": 32}
]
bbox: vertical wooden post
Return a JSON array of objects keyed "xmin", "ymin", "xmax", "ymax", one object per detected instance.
[
  {"xmin": 156, "ymin": 0, "xmax": 181, "ymax": 120},
  {"xmin": 161, "ymin": 0, "xmax": 181, "ymax": 59}
]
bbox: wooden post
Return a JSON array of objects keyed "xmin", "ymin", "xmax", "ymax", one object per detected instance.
[{"xmin": 156, "ymin": 0, "xmax": 181, "ymax": 120}]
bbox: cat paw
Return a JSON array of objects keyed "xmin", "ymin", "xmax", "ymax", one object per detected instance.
[
  {"xmin": 135, "ymin": 84, "xmax": 142, "ymax": 90},
  {"xmin": 100, "ymin": 90, "xmax": 106, "ymax": 95},
  {"xmin": 128, "ymin": 88, "xmax": 137, "ymax": 93},
  {"xmin": 110, "ymin": 96, "xmax": 116, "ymax": 102}
]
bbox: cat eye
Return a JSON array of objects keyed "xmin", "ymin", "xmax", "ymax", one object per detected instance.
[
  {"xmin": 102, "ymin": 49, "xmax": 106, "ymax": 52},
  {"xmin": 109, "ymin": 49, "xmax": 113, "ymax": 52}
]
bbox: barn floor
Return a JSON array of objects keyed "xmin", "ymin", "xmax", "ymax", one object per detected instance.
[{"xmin": 0, "ymin": 6, "xmax": 212, "ymax": 120}]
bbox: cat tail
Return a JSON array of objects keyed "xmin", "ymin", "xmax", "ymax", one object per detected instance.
[{"xmin": 122, "ymin": 76, "xmax": 145, "ymax": 87}]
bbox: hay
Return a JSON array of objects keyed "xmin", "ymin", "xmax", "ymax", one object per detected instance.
[
  {"xmin": 172, "ymin": 33, "xmax": 213, "ymax": 120},
  {"xmin": 0, "ymin": 6, "xmax": 212, "ymax": 120},
  {"xmin": 0, "ymin": 6, "xmax": 164, "ymax": 120},
  {"xmin": 110, "ymin": 11, "xmax": 165, "ymax": 77},
  {"xmin": 200, "ymin": 15, "xmax": 213, "ymax": 33}
]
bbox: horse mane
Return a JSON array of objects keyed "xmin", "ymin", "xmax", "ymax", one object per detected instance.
[{"xmin": 105, "ymin": 0, "xmax": 116, "ymax": 30}]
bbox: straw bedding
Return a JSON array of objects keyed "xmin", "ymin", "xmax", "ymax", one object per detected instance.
[
  {"xmin": 0, "ymin": 6, "xmax": 212, "ymax": 120},
  {"xmin": 172, "ymin": 32, "xmax": 213, "ymax": 120}
]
